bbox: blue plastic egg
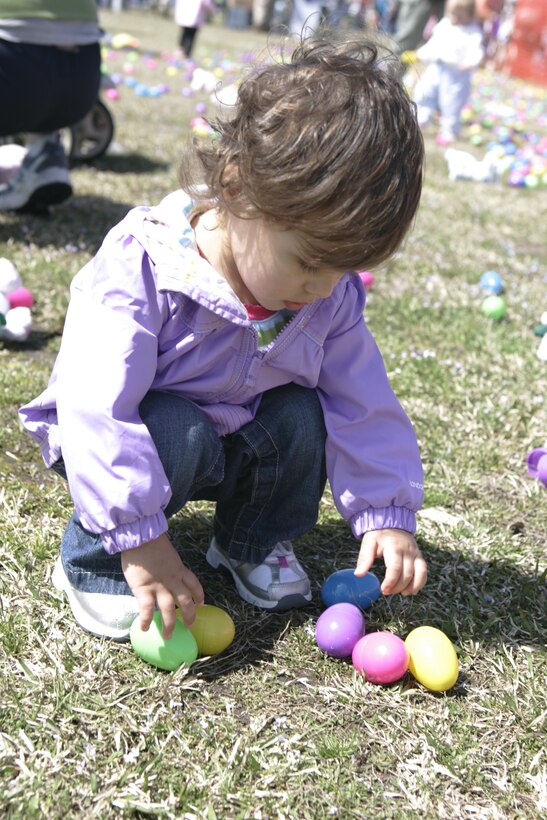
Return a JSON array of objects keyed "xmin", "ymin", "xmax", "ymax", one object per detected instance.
[
  {"xmin": 321, "ymin": 568, "xmax": 381, "ymax": 610},
  {"xmin": 480, "ymin": 270, "xmax": 504, "ymax": 294}
]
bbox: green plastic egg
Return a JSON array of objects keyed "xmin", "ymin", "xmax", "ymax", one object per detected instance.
[
  {"xmin": 481, "ymin": 295, "xmax": 507, "ymax": 321},
  {"xmin": 130, "ymin": 611, "xmax": 198, "ymax": 671}
]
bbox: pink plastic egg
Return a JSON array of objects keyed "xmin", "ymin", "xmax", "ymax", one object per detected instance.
[
  {"xmin": 8, "ymin": 286, "xmax": 34, "ymax": 309},
  {"xmin": 315, "ymin": 603, "xmax": 365, "ymax": 658},
  {"xmin": 352, "ymin": 631, "xmax": 409, "ymax": 684}
]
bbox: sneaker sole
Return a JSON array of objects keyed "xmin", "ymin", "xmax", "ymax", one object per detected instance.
[
  {"xmin": 52, "ymin": 556, "xmax": 135, "ymax": 642},
  {"xmin": 17, "ymin": 182, "xmax": 72, "ymax": 213},
  {"xmin": 206, "ymin": 541, "xmax": 312, "ymax": 612}
]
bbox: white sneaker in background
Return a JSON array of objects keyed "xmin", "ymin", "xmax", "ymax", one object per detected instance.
[{"xmin": 0, "ymin": 136, "xmax": 72, "ymax": 212}]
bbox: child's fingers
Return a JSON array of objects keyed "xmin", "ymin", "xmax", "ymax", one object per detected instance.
[
  {"xmin": 354, "ymin": 535, "xmax": 378, "ymax": 577},
  {"xmin": 134, "ymin": 589, "xmax": 156, "ymax": 633},
  {"xmin": 400, "ymin": 556, "xmax": 428, "ymax": 596},
  {"xmin": 156, "ymin": 589, "xmax": 178, "ymax": 640},
  {"xmin": 381, "ymin": 553, "xmax": 404, "ymax": 594},
  {"xmin": 180, "ymin": 565, "xmax": 205, "ymax": 607}
]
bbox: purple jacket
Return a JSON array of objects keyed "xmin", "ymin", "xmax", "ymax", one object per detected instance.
[{"xmin": 19, "ymin": 191, "xmax": 424, "ymax": 555}]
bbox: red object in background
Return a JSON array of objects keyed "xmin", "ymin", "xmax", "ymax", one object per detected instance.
[{"xmin": 504, "ymin": 0, "xmax": 547, "ymax": 85}]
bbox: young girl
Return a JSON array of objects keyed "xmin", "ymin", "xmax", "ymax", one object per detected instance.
[
  {"xmin": 174, "ymin": 0, "xmax": 215, "ymax": 58},
  {"xmin": 20, "ymin": 33, "xmax": 427, "ymax": 642},
  {"xmin": 413, "ymin": 0, "xmax": 484, "ymax": 145}
]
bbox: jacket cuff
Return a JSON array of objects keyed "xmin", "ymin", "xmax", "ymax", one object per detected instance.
[
  {"xmin": 350, "ymin": 506, "xmax": 417, "ymax": 538},
  {"xmin": 99, "ymin": 511, "xmax": 169, "ymax": 554}
]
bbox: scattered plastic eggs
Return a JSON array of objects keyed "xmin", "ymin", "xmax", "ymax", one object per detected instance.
[
  {"xmin": 130, "ymin": 611, "xmax": 198, "ymax": 671},
  {"xmin": 315, "ymin": 603, "xmax": 365, "ymax": 658},
  {"xmin": 352, "ymin": 631, "xmax": 409, "ymax": 684},
  {"xmin": 187, "ymin": 604, "xmax": 235, "ymax": 656},
  {"xmin": 404, "ymin": 626, "xmax": 459, "ymax": 691},
  {"xmin": 321, "ymin": 568, "xmax": 381, "ymax": 610}
]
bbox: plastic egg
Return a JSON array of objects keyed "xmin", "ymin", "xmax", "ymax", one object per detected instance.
[
  {"xmin": 8, "ymin": 286, "xmax": 34, "ymax": 309},
  {"xmin": 315, "ymin": 603, "xmax": 365, "ymax": 658},
  {"xmin": 404, "ymin": 626, "xmax": 458, "ymax": 691},
  {"xmin": 321, "ymin": 568, "xmax": 381, "ymax": 610},
  {"xmin": 479, "ymin": 270, "xmax": 504, "ymax": 294},
  {"xmin": 352, "ymin": 632, "xmax": 409, "ymax": 684},
  {"xmin": 526, "ymin": 448, "xmax": 547, "ymax": 486},
  {"xmin": 130, "ymin": 611, "xmax": 198, "ymax": 671},
  {"xmin": 481, "ymin": 294, "xmax": 507, "ymax": 320},
  {"xmin": 187, "ymin": 604, "xmax": 235, "ymax": 656}
]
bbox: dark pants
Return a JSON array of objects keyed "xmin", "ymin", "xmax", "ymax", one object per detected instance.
[
  {"xmin": 56, "ymin": 385, "xmax": 327, "ymax": 596},
  {"xmin": 179, "ymin": 27, "xmax": 198, "ymax": 57},
  {"xmin": 0, "ymin": 41, "xmax": 101, "ymax": 136}
]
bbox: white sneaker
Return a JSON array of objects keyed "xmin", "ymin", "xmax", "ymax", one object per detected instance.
[
  {"xmin": 0, "ymin": 137, "xmax": 72, "ymax": 212},
  {"xmin": 206, "ymin": 538, "xmax": 312, "ymax": 611},
  {"xmin": 52, "ymin": 556, "xmax": 139, "ymax": 642}
]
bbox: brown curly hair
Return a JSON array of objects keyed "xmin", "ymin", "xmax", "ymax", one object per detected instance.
[{"xmin": 180, "ymin": 31, "xmax": 424, "ymax": 272}]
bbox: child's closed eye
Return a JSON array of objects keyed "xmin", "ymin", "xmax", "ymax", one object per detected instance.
[{"xmin": 300, "ymin": 261, "xmax": 320, "ymax": 274}]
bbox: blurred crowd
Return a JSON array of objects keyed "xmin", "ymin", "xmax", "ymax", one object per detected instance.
[{"xmin": 96, "ymin": 0, "xmax": 517, "ymax": 68}]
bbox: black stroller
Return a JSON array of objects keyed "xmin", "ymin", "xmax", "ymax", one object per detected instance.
[{"xmin": 65, "ymin": 73, "xmax": 115, "ymax": 162}]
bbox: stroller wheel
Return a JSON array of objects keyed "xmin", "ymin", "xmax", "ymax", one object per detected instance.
[{"xmin": 66, "ymin": 100, "xmax": 115, "ymax": 162}]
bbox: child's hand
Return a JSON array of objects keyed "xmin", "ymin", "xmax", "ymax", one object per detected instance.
[
  {"xmin": 354, "ymin": 528, "xmax": 427, "ymax": 596},
  {"xmin": 121, "ymin": 533, "xmax": 205, "ymax": 639}
]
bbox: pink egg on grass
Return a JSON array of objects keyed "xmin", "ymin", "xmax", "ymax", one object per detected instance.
[
  {"xmin": 315, "ymin": 603, "xmax": 365, "ymax": 658},
  {"xmin": 352, "ymin": 631, "xmax": 409, "ymax": 684},
  {"xmin": 8, "ymin": 286, "xmax": 34, "ymax": 309}
]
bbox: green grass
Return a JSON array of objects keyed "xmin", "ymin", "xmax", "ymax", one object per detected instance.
[{"xmin": 1, "ymin": 8, "xmax": 546, "ymax": 818}]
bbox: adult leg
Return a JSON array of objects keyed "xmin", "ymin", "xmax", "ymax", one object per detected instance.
[
  {"xmin": 0, "ymin": 42, "xmax": 101, "ymax": 136},
  {"xmin": 393, "ymin": 0, "xmax": 432, "ymax": 53},
  {"xmin": 0, "ymin": 42, "xmax": 100, "ymax": 211}
]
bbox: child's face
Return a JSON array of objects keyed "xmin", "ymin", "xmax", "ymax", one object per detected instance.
[{"xmin": 223, "ymin": 213, "xmax": 346, "ymax": 311}]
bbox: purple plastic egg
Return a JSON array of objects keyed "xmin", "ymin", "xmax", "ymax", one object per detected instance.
[
  {"xmin": 527, "ymin": 448, "xmax": 547, "ymax": 486},
  {"xmin": 352, "ymin": 632, "xmax": 409, "ymax": 684},
  {"xmin": 315, "ymin": 603, "xmax": 365, "ymax": 658}
]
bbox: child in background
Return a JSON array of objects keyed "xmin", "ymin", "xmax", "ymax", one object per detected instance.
[
  {"xmin": 174, "ymin": 0, "xmax": 215, "ymax": 58},
  {"xmin": 413, "ymin": 0, "xmax": 484, "ymax": 145},
  {"xmin": 20, "ymin": 33, "xmax": 427, "ymax": 643}
]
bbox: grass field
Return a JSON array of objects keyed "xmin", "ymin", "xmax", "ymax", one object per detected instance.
[{"xmin": 1, "ymin": 8, "xmax": 546, "ymax": 818}]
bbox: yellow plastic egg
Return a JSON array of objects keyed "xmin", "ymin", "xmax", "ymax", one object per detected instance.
[
  {"xmin": 185, "ymin": 604, "xmax": 235, "ymax": 656},
  {"xmin": 404, "ymin": 626, "xmax": 458, "ymax": 692}
]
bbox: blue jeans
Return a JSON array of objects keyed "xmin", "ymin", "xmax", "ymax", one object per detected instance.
[{"xmin": 55, "ymin": 385, "xmax": 327, "ymax": 595}]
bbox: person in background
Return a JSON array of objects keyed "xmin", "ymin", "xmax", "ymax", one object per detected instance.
[
  {"xmin": 392, "ymin": 0, "xmax": 445, "ymax": 53},
  {"xmin": 413, "ymin": 0, "xmax": 483, "ymax": 144},
  {"xmin": 288, "ymin": 0, "xmax": 326, "ymax": 38},
  {"xmin": 20, "ymin": 33, "xmax": 427, "ymax": 643},
  {"xmin": 0, "ymin": 0, "xmax": 102, "ymax": 212},
  {"xmin": 174, "ymin": 0, "xmax": 215, "ymax": 57}
]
